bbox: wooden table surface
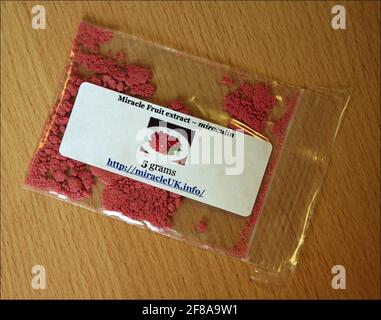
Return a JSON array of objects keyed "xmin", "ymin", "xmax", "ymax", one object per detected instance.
[{"xmin": 1, "ymin": 1, "xmax": 380, "ymax": 299}]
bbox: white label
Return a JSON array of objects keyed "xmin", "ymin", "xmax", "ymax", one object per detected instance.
[{"xmin": 60, "ymin": 83, "xmax": 272, "ymax": 217}]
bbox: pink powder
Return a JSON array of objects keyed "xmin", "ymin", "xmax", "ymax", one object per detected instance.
[
  {"xmin": 219, "ymin": 75, "xmax": 234, "ymax": 86},
  {"xmin": 168, "ymin": 100, "xmax": 191, "ymax": 115},
  {"xmin": 125, "ymin": 65, "xmax": 152, "ymax": 86},
  {"xmin": 73, "ymin": 51, "xmax": 156, "ymax": 98},
  {"xmin": 90, "ymin": 167, "xmax": 182, "ymax": 228},
  {"xmin": 89, "ymin": 166, "xmax": 120, "ymax": 185},
  {"xmin": 129, "ymin": 83, "xmax": 156, "ymax": 98},
  {"xmin": 224, "ymin": 82, "xmax": 276, "ymax": 132},
  {"xmin": 225, "ymin": 84, "xmax": 298, "ymax": 258},
  {"xmin": 73, "ymin": 22, "xmax": 113, "ymax": 54},
  {"xmin": 102, "ymin": 178, "xmax": 182, "ymax": 229},
  {"xmin": 272, "ymin": 95, "xmax": 299, "ymax": 137},
  {"xmin": 197, "ymin": 220, "xmax": 207, "ymax": 233},
  {"xmin": 92, "ymin": 99, "xmax": 191, "ymax": 229},
  {"xmin": 25, "ymin": 138, "xmax": 95, "ymax": 200},
  {"xmin": 26, "ymin": 22, "xmax": 190, "ymax": 229},
  {"xmin": 25, "ymin": 22, "xmax": 179, "ymax": 225},
  {"xmin": 25, "ymin": 66, "xmax": 95, "ymax": 199}
]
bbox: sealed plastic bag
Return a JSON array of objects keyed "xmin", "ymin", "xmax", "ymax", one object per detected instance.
[{"xmin": 24, "ymin": 22, "xmax": 350, "ymax": 282}]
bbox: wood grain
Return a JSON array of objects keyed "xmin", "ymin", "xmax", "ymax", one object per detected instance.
[{"xmin": 1, "ymin": 1, "xmax": 379, "ymax": 299}]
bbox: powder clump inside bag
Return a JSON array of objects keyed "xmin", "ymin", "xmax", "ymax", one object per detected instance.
[
  {"xmin": 25, "ymin": 22, "xmax": 186, "ymax": 228},
  {"xmin": 92, "ymin": 100, "xmax": 190, "ymax": 229},
  {"xmin": 224, "ymin": 82, "xmax": 277, "ymax": 132},
  {"xmin": 197, "ymin": 220, "xmax": 207, "ymax": 233},
  {"xmin": 221, "ymin": 79, "xmax": 299, "ymax": 257},
  {"xmin": 219, "ymin": 75, "xmax": 234, "ymax": 86},
  {"xmin": 90, "ymin": 167, "xmax": 182, "ymax": 229}
]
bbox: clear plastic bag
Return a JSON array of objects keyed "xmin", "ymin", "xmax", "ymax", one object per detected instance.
[{"xmin": 24, "ymin": 22, "xmax": 350, "ymax": 282}]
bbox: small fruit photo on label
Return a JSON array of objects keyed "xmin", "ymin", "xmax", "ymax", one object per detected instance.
[{"xmin": 139, "ymin": 117, "xmax": 195, "ymax": 166}]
